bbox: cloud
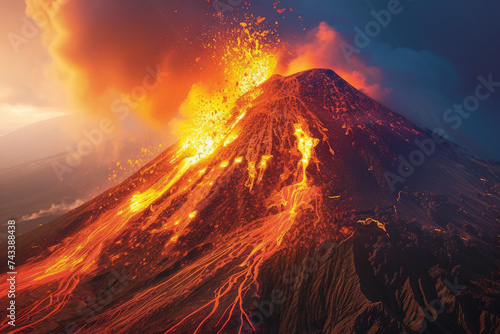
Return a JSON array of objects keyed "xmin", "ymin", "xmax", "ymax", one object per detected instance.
[
  {"xmin": 281, "ymin": 21, "xmax": 461, "ymax": 135},
  {"xmin": 20, "ymin": 198, "xmax": 84, "ymax": 222},
  {"xmin": 282, "ymin": 22, "xmax": 392, "ymax": 101},
  {"xmin": 23, "ymin": 0, "xmax": 229, "ymax": 126},
  {"xmin": 0, "ymin": 103, "xmax": 68, "ymax": 135}
]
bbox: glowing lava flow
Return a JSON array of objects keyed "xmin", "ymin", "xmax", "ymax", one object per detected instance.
[
  {"xmin": 161, "ymin": 123, "xmax": 320, "ymax": 334},
  {"xmin": 130, "ymin": 27, "xmax": 278, "ymax": 213},
  {"xmin": 0, "ymin": 26, "xmax": 279, "ymax": 333},
  {"xmin": 60, "ymin": 118, "xmax": 322, "ymax": 334}
]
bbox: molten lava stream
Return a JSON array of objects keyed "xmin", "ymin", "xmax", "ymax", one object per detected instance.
[
  {"xmin": 0, "ymin": 149, "xmax": 218, "ymax": 332},
  {"xmin": 1, "ymin": 272, "xmax": 80, "ymax": 332},
  {"xmin": 0, "ymin": 209, "xmax": 131, "ymax": 331},
  {"xmin": 160, "ymin": 123, "xmax": 320, "ymax": 334},
  {"xmin": 66, "ymin": 121, "xmax": 319, "ymax": 334},
  {"xmin": 0, "ymin": 101, "xmax": 254, "ymax": 332},
  {"xmin": 0, "ymin": 27, "xmax": 285, "ymax": 332},
  {"xmin": 0, "ymin": 145, "xmax": 209, "ymax": 332}
]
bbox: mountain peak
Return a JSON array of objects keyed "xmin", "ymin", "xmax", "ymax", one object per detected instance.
[{"xmin": 262, "ymin": 68, "xmax": 352, "ymax": 95}]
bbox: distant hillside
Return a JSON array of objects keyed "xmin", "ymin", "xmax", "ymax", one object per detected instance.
[{"xmin": 0, "ymin": 113, "xmax": 171, "ymax": 239}]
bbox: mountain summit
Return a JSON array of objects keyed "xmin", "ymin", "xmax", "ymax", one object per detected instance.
[{"xmin": 2, "ymin": 69, "xmax": 499, "ymax": 333}]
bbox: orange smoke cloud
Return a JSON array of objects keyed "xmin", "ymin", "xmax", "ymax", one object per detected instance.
[
  {"xmin": 24, "ymin": 0, "xmax": 228, "ymax": 127},
  {"xmin": 283, "ymin": 22, "xmax": 391, "ymax": 100},
  {"xmin": 24, "ymin": 0, "xmax": 389, "ymax": 135}
]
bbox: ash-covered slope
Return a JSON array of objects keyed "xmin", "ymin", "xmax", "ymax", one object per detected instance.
[{"xmin": 2, "ymin": 69, "xmax": 499, "ymax": 333}]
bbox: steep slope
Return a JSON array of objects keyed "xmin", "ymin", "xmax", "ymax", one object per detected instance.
[{"xmin": 1, "ymin": 69, "xmax": 499, "ymax": 333}]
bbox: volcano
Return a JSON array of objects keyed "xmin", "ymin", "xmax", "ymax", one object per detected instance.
[{"xmin": 2, "ymin": 69, "xmax": 500, "ymax": 333}]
